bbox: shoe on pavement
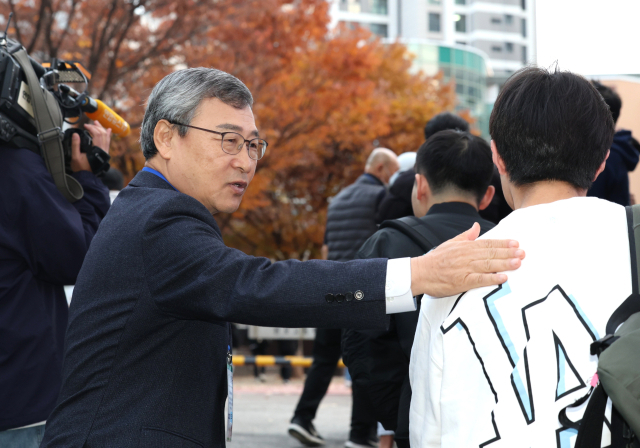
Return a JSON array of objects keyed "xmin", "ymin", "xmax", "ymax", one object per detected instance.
[
  {"xmin": 288, "ymin": 417, "xmax": 326, "ymax": 447},
  {"xmin": 345, "ymin": 439, "xmax": 378, "ymax": 448}
]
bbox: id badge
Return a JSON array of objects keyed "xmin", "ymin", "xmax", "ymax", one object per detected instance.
[{"xmin": 226, "ymin": 347, "xmax": 233, "ymax": 442}]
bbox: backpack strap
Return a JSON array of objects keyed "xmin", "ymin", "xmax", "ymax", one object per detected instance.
[
  {"xmin": 379, "ymin": 216, "xmax": 442, "ymax": 253},
  {"xmin": 605, "ymin": 205, "xmax": 640, "ymax": 335},
  {"xmin": 573, "ymin": 385, "xmax": 609, "ymax": 448}
]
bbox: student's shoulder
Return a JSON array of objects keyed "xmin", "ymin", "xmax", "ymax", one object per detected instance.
[{"xmin": 356, "ymin": 226, "xmax": 421, "ymax": 260}]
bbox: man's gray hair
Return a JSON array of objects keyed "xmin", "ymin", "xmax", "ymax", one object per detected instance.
[{"xmin": 140, "ymin": 67, "xmax": 253, "ymax": 160}]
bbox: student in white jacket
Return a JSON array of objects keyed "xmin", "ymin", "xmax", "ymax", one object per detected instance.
[{"xmin": 409, "ymin": 66, "xmax": 629, "ymax": 448}]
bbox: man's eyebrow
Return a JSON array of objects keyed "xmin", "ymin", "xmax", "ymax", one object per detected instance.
[{"xmin": 216, "ymin": 123, "xmax": 260, "ymax": 137}]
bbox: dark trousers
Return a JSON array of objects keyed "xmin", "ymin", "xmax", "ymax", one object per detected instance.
[
  {"xmin": 278, "ymin": 339, "xmax": 298, "ymax": 381},
  {"xmin": 293, "ymin": 329, "xmax": 376, "ymax": 441},
  {"xmin": 293, "ymin": 328, "xmax": 342, "ymax": 421},
  {"xmin": 350, "ymin": 377, "xmax": 378, "ymax": 441}
]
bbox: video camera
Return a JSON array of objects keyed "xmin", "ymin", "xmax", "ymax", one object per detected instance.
[{"xmin": 0, "ymin": 15, "xmax": 130, "ymax": 202}]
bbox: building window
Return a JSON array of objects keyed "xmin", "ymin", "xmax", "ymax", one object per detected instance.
[
  {"xmin": 428, "ymin": 0, "xmax": 441, "ymax": 4},
  {"xmin": 455, "ymin": 14, "xmax": 466, "ymax": 32},
  {"xmin": 505, "ymin": 14, "xmax": 513, "ymax": 25},
  {"xmin": 368, "ymin": 23, "xmax": 388, "ymax": 37},
  {"xmin": 371, "ymin": 0, "xmax": 388, "ymax": 15},
  {"xmin": 521, "ymin": 18, "xmax": 527, "ymax": 37},
  {"xmin": 492, "ymin": 46, "xmax": 502, "ymax": 52},
  {"xmin": 505, "ymin": 42, "xmax": 513, "ymax": 52},
  {"xmin": 455, "ymin": 0, "xmax": 466, "ymax": 4},
  {"xmin": 522, "ymin": 46, "xmax": 528, "ymax": 64},
  {"xmin": 429, "ymin": 13, "xmax": 441, "ymax": 32},
  {"xmin": 491, "ymin": 17, "xmax": 501, "ymax": 24},
  {"xmin": 456, "ymin": 41, "xmax": 466, "ymax": 45},
  {"xmin": 521, "ymin": 0, "xmax": 526, "ymax": 9}
]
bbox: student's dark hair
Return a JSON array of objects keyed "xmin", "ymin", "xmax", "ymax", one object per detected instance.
[
  {"xmin": 415, "ymin": 130, "xmax": 494, "ymax": 203},
  {"xmin": 490, "ymin": 67, "xmax": 614, "ymax": 190},
  {"xmin": 591, "ymin": 80, "xmax": 622, "ymax": 124},
  {"xmin": 424, "ymin": 112, "xmax": 470, "ymax": 139}
]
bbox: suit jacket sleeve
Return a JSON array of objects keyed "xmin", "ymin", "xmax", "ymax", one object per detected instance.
[{"xmin": 142, "ymin": 196, "xmax": 389, "ymax": 330}]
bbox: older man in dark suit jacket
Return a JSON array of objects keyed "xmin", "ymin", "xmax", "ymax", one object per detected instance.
[{"xmin": 41, "ymin": 68, "xmax": 524, "ymax": 448}]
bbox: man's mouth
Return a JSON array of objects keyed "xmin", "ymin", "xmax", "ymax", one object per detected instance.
[{"xmin": 229, "ymin": 181, "xmax": 247, "ymax": 194}]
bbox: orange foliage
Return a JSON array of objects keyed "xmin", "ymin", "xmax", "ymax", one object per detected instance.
[{"xmin": 3, "ymin": 0, "xmax": 460, "ymax": 260}]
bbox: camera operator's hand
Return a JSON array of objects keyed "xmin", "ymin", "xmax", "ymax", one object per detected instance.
[
  {"xmin": 70, "ymin": 133, "xmax": 91, "ymax": 173},
  {"xmin": 70, "ymin": 121, "xmax": 112, "ymax": 173},
  {"xmin": 84, "ymin": 120, "xmax": 112, "ymax": 154}
]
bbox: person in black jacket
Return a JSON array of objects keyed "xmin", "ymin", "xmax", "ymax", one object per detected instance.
[
  {"xmin": 0, "ymin": 122, "xmax": 111, "ymax": 447},
  {"xmin": 587, "ymin": 81, "xmax": 640, "ymax": 206},
  {"xmin": 347, "ymin": 130, "xmax": 497, "ymax": 448}
]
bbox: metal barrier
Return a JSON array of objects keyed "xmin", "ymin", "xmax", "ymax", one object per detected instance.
[{"xmin": 232, "ymin": 355, "xmax": 345, "ymax": 368}]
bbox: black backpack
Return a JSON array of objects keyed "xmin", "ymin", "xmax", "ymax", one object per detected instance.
[{"xmin": 563, "ymin": 205, "xmax": 640, "ymax": 448}]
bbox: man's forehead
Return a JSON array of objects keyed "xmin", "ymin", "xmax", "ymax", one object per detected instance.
[
  {"xmin": 195, "ymin": 98, "xmax": 259, "ymax": 136},
  {"xmin": 215, "ymin": 123, "xmax": 259, "ymax": 137}
]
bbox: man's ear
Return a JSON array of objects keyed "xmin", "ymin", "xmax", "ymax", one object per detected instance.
[
  {"xmin": 416, "ymin": 173, "xmax": 430, "ymax": 202},
  {"xmin": 479, "ymin": 185, "xmax": 496, "ymax": 210},
  {"xmin": 153, "ymin": 119, "xmax": 175, "ymax": 161},
  {"xmin": 593, "ymin": 150, "xmax": 610, "ymax": 181},
  {"xmin": 491, "ymin": 140, "xmax": 507, "ymax": 175}
]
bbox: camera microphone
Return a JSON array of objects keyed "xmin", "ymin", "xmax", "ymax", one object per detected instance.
[{"xmin": 80, "ymin": 97, "xmax": 131, "ymax": 137}]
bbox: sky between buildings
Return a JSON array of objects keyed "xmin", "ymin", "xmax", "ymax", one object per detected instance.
[{"xmin": 536, "ymin": 0, "xmax": 640, "ymax": 76}]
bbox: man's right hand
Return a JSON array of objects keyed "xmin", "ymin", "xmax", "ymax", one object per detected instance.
[{"xmin": 410, "ymin": 223, "xmax": 525, "ymax": 298}]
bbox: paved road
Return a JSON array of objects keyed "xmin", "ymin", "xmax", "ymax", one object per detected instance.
[{"xmin": 230, "ymin": 374, "xmax": 352, "ymax": 448}]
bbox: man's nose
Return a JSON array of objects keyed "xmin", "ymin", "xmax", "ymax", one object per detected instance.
[{"xmin": 231, "ymin": 144, "xmax": 254, "ymax": 172}]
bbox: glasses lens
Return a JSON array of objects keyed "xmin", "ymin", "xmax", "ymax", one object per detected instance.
[
  {"xmin": 221, "ymin": 133, "xmax": 243, "ymax": 154},
  {"xmin": 248, "ymin": 140, "xmax": 267, "ymax": 160}
]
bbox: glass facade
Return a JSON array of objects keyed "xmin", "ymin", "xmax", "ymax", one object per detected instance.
[
  {"xmin": 339, "ymin": 0, "xmax": 388, "ymax": 15},
  {"xmin": 405, "ymin": 42, "xmax": 489, "ymax": 137}
]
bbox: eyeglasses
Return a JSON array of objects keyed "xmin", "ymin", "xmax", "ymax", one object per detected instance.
[{"xmin": 170, "ymin": 121, "xmax": 268, "ymax": 160}]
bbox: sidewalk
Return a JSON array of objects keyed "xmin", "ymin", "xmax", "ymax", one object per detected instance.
[{"xmin": 231, "ymin": 373, "xmax": 352, "ymax": 447}]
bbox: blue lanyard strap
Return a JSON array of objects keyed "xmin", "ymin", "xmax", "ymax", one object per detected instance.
[{"xmin": 142, "ymin": 167, "xmax": 178, "ymax": 191}]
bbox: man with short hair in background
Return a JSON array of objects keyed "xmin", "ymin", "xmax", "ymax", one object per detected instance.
[
  {"xmin": 289, "ymin": 148, "xmax": 400, "ymax": 448},
  {"xmin": 351, "ymin": 130, "xmax": 497, "ymax": 448}
]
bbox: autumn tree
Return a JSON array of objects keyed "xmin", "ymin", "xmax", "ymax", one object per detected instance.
[
  {"xmin": 2, "ymin": 0, "xmax": 209, "ymax": 177},
  {"xmin": 2, "ymin": 0, "xmax": 460, "ymax": 260},
  {"xmin": 188, "ymin": 0, "xmax": 457, "ymax": 259}
]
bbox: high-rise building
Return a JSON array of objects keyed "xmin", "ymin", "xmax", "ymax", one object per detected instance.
[{"xmin": 328, "ymin": 0, "xmax": 536, "ymax": 136}]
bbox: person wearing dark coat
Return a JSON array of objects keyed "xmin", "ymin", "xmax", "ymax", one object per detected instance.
[
  {"xmin": 346, "ymin": 131, "xmax": 496, "ymax": 448},
  {"xmin": 40, "ymin": 69, "xmax": 524, "ymax": 448},
  {"xmin": 0, "ymin": 124, "xmax": 111, "ymax": 448},
  {"xmin": 588, "ymin": 129, "xmax": 639, "ymax": 206},
  {"xmin": 588, "ymin": 81, "xmax": 640, "ymax": 206},
  {"xmin": 290, "ymin": 148, "xmax": 399, "ymax": 448}
]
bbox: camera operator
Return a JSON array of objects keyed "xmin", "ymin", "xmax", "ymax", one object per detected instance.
[{"xmin": 0, "ymin": 120, "xmax": 111, "ymax": 447}]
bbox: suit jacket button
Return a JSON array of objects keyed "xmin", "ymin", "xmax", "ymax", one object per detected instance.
[
  {"xmin": 336, "ymin": 293, "xmax": 345, "ymax": 303},
  {"xmin": 325, "ymin": 293, "xmax": 335, "ymax": 303},
  {"xmin": 345, "ymin": 292, "xmax": 354, "ymax": 302},
  {"xmin": 354, "ymin": 290, "xmax": 364, "ymax": 300}
]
